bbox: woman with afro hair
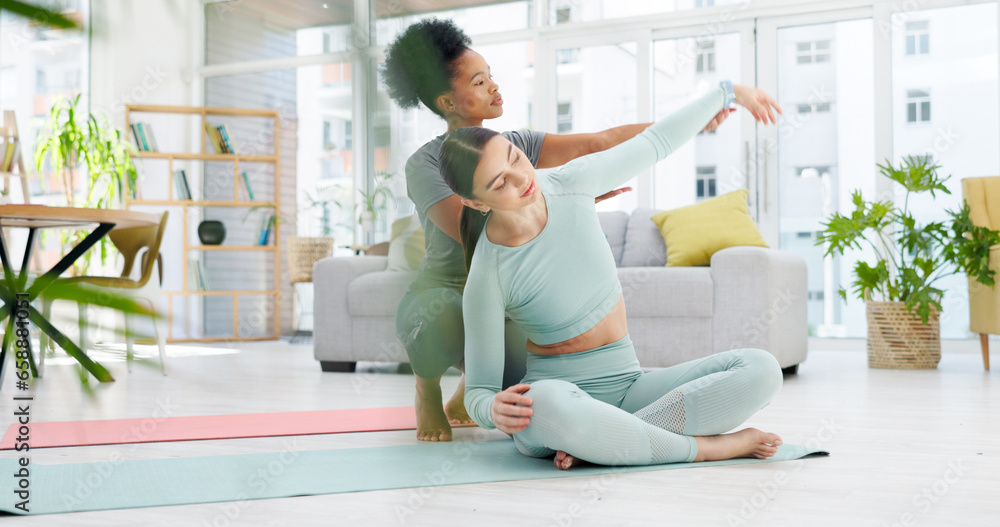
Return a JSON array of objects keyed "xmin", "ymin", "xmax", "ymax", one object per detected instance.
[{"xmin": 381, "ymin": 18, "xmax": 733, "ymax": 442}]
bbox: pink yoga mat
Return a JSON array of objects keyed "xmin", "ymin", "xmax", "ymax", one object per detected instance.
[{"xmin": 1, "ymin": 406, "xmax": 475, "ymax": 449}]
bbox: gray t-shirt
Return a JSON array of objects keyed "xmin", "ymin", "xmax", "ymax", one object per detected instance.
[{"xmin": 405, "ymin": 129, "xmax": 547, "ymax": 291}]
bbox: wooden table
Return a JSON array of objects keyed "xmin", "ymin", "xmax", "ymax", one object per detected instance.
[{"xmin": 0, "ymin": 206, "xmax": 160, "ymax": 383}]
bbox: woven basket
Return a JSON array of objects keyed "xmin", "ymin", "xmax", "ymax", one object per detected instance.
[
  {"xmin": 287, "ymin": 236, "xmax": 333, "ymax": 283},
  {"xmin": 866, "ymin": 301, "xmax": 940, "ymax": 369}
]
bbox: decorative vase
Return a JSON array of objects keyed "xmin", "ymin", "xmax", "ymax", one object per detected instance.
[
  {"xmin": 287, "ymin": 236, "xmax": 334, "ymax": 283},
  {"xmin": 866, "ymin": 301, "xmax": 940, "ymax": 369},
  {"xmin": 197, "ymin": 220, "xmax": 226, "ymax": 245}
]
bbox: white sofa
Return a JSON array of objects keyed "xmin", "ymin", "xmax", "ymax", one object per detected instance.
[{"xmin": 313, "ymin": 208, "xmax": 809, "ymax": 373}]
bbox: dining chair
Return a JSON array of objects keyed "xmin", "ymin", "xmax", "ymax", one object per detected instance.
[
  {"xmin": 962, "ymin": 176, "xmax": 1000, "ymax": 371},
  {"xmin": 40, "ymin": 211, "xmax": 169, "ymax": 375}
]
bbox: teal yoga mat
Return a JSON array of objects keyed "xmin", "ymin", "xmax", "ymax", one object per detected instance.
[{"xmin": 0, "ymin": 440, "xmax": 828, "ymax": 515}]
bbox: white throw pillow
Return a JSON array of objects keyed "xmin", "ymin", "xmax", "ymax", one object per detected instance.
[{"xmin": 385, "ymin": 215, "xmax": 425, "ymax": 271}]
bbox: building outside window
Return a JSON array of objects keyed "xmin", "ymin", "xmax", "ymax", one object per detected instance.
[
  {"xmin": 696, "ymin": 40, "xmax": 715, "ymax": 73},
  {"xmin": 557, "ymin": 101, "xmax": 573, "ymax": 133},
  {"xmin": 906, "ymin": 20, "xmax": 930, "ymax": 55},
  {"xmin": 696, "ymin": 166, "xmax": 717, "ymax": 199},
  {"xmin": 907, "ymin": 89, "xmax": 931, "ymax": 122},
  {"xmin": 796, "ymin": 40, "xmax": 831, "ymax": 64}
]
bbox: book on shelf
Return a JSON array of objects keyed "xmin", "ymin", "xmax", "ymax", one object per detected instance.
[
  {"xmin": 1, "ymin": 137, "xmax": 19, "ymax": 172},
  {"xmin": 189, "ymin": 258, "xmax": 209, "ymax": 291},
  {"xmin": 172, "ymin": 169, "xmax": 193, "ymax": 200},
  {"xmin": 204, "ymin": 123, "xmax": 237, "ymax": 154},
  {"xmin": 130, "ymin": 122, "xmax": 159, "ymax": 152},
  {"xmin": 218, "ymin": 125, "xmax": 238, "ymax": 155},
  {"xmin": 240, "ymin": 171, "xmax": 255, "ymax": 201},
  {"xmin": 258, "ymin": 214, "xmax": 274, "ymax": 246}
]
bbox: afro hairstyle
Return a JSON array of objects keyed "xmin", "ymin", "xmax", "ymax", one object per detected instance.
[{"xmin": 381, "ymin": 18, "xmax": 472, "ymax": 118}]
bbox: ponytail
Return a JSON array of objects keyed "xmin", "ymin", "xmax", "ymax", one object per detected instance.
[
  {"xmin": 459, "ymin": 208, "xmax": 490, "ymax": 272},
  {"xmin": 439, "ymin": 127, "xmax": 501, "ymax": 272}
]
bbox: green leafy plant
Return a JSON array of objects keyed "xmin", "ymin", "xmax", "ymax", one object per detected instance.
[
  {"xmin": 1, "ymin": 279, "xmax": 159, "ymax": 388},
  {"xmin": 0, "ymin": 0, "xmax": 79, "ymax": 29},
  {"xmin": 358, "ymin": 170, "xmax": 397, "ymax": 226},
  {"xmin": 33, "ymin": 94, "xmax": 141, "ymax": 273},
  {"xmin": 817, "ymin": 156, "xmax": 1000, "ymax": 324}
]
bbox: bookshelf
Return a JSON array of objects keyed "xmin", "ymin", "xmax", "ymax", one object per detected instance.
[{"xmin": 124, "ymin": 104, "xmax": 281, "ymax": 342}]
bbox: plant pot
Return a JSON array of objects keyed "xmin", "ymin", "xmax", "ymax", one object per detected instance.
[
  {"xmin": 287, "ymin": 236, "xmax": 334, "ymax": 283},
  {"xmin": 197, "ymin": 220, "xmax": 226, "ymax": 245},
  {"xmin": 359, "ymin": 211, "xmax": 375, "ymax": 236},
  {"xmin": 866, "ymin": 301, "xmax": 940, "ymax": 369}
]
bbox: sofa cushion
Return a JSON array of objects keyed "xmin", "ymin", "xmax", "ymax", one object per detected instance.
[
  {"xmin": 651, "ymin": 190, "xmax": 768, "ymax": 267},
  {"xmin": 348, "ymin": 270, "xmax": 418, "ymax": 316},
  {"xmin": 597, "ymin": 211, "xmax": 628, "ymax": 266},
  {"xmin": 618, "ymin": 267, "xmax": 713, "ymax": 317},
  {"xmin": 620, "ymin": 207, "xmax": 667, "ymax": 267}
]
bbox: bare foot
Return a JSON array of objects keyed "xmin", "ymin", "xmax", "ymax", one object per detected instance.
[
  {"xmin": 415, "ymin": 375, "xmax": 452, "ymax": 442},
  {"xmin": 553, "ymin": 450, "xmax": 587, "ymax": 470},
  {"xmin": 444, "ymin": 375, "xmax": 474, "ymax": 426},
  {"xmin": 694, "ymin": 428, "xmax": 782, "ymax": 462}
]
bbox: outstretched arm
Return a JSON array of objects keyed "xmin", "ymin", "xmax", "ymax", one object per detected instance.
[
  {"xmin": 535, "ymin": 110, "xmax": 735, "ymax": 169},
  {"xmin": 552, "ymin": 83, "xmax": 780, "ymax": 197}
]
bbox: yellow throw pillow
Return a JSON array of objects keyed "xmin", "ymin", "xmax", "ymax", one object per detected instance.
[
  {"xmin": 650, "ymin": 189, "xmax": 768, "ymax": 267},
  {"xmin": 386, "ymin": 215, "xmax": 426, "ymax": 271}
]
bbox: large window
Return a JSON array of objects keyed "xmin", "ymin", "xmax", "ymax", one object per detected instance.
[
  {"xmin": 197, "ymin": 0, "xmax": 1000, "ymax": 342},
  {"xmin": 892, "ymin": 2, "xmax": 999, "ymax": 339},
  {"xmin": 0, "ymin": 0, "xmax": 88, "ymax": 199}
]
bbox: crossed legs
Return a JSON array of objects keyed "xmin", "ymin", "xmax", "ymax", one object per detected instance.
[{"xmin": 513, "ymin": 348, "xmax": 783, "ymax": 468}]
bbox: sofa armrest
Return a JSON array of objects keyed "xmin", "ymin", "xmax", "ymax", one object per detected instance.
[
  {"xmin": 710, "ymin": 246, "xmax": 808, "ymax": 368},
  {"xmin": 313, "ymin": 256, "xmax": 389, "ymax": 361}
]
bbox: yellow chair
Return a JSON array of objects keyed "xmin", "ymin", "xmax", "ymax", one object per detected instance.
[
  {"xmin": 962, "ymin": 177, "xmax": 1000, "ymax": 370},
  {"xmin": 40, "ymin": 211, "xmax": 169, "ymax": 375}
]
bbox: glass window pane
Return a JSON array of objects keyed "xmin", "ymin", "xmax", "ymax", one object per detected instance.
[
  {"xmin": 907, "ymin": 102, "xmax": 917, "ymax": 122},
  {"xmin": 906, "ymin": 35, "xmax": 916, "ymax": 55},
  {"xmin": 0, "ymin": 0, "xmax": 88, "ymax": 200},
  {"xmin": 797, "ymin": 55, "xmax": 812, "ymax": 64},
  {"xmin": 653, "ymin": 32, "xmax": 741, "ymax": 211},
  {"xmin": 777, "ymin": 19, "xmax": 875, "ymax": 339},
  {"xmin": 920, "ymin": 34, "xmax": 930, "ymax": 54},
  {"xmin": 797, "ymin": 42, "xmax": 811, "ymax": 52},
  {"xmin": 798, "ymin": 104, "xmax": 812, "ymax": 113},
  {"xmin": 558, "ymin": 42, "xmax": 637, "ymax": 212},
  {"xmin": 893, "ymin": 2, "xmax": 998, "ymax": 338},
  {"xmin": 816, "ymin": 53, "xmax": 830, "ymax": 63}
]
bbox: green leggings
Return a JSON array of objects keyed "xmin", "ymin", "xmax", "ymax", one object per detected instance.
[{"xmin": 514, "ymin": 336, "xmax": 783, "ymax": 465}]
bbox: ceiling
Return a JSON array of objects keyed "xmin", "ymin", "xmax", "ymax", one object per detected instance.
[{"xmin": 216, "ymin": 0, "xmax": 519, "ymax": 30}]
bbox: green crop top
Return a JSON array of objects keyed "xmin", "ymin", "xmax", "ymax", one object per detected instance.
[{"xmin": 463, "ymin": 84, "xmax": 731, "ymax": 429}]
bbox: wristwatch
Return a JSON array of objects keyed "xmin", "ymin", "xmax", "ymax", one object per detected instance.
[{"xmin": 720, "ymin": 80, "xmax": 736, "ymax": 108}]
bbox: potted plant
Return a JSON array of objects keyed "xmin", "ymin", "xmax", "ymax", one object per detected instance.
[
  {"xmin": 33, "ymin": 94, "xmax": 140, "ymax": 275},
  {"xmin": 817, "ymin": 156, "xmax": 1000, "ymax": 369},
  {"xmin": 357, "ymin": 170, "xmax": 397, "ymax": 242}
]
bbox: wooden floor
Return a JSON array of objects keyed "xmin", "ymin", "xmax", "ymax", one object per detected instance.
[{"xmin": 1, "ymin": 342, "xmax": 997, "ymax": 526}]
